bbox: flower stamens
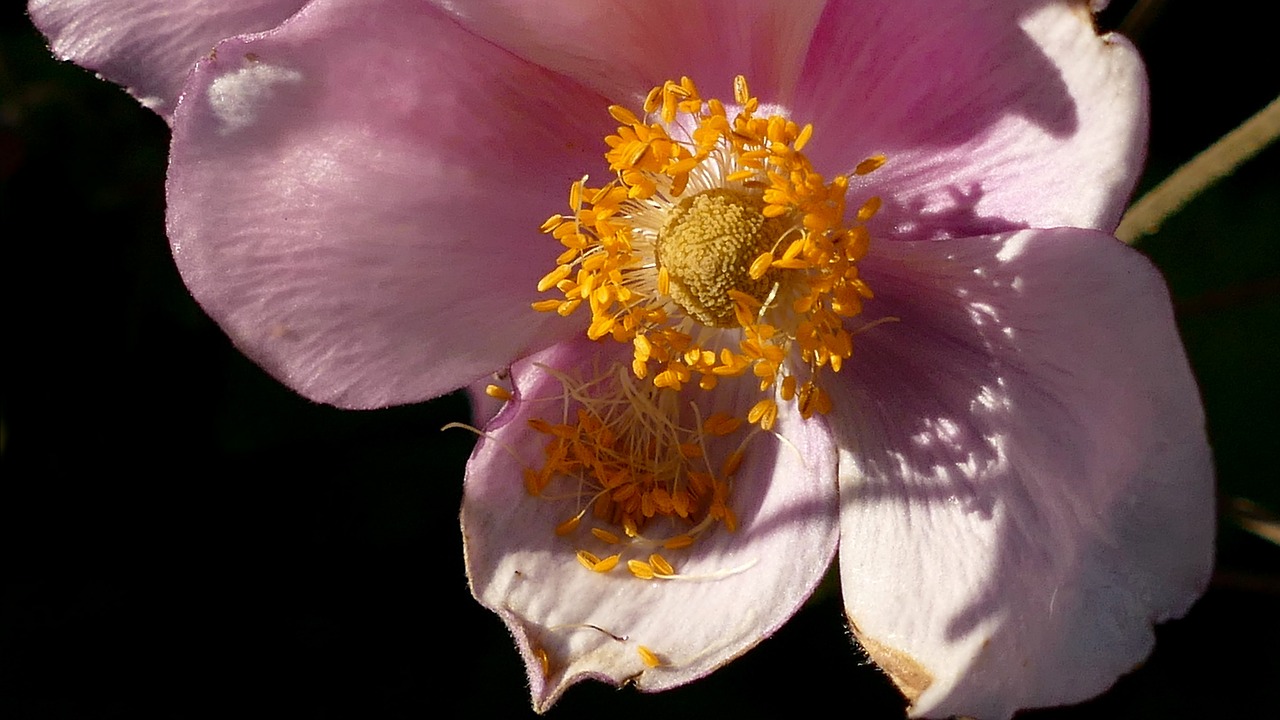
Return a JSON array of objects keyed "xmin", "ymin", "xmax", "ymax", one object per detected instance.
[
  {"xmin": 534, "ymin": 75, "xmax": 882, "ymax": 430},
  {"xmin": 527, "ymin": 76, "xmax": 884, "ymax": 579},
  {"xmin": 524, "ymin": 361, "xmax": 750, "ymax": 577}
]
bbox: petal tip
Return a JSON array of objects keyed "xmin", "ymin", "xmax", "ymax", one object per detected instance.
[{"xmin": 850, "ymin": 621, "xmax": 934, "ymax": 706}]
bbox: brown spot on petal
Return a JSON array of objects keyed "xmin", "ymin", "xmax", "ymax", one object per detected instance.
[
  {"xmin": 533, "ymin": 646, "xmax": 552, "ymax": 680},
  {"xmin": 849, "ymin": 620, "xmax": 933, "ymax": 703}
]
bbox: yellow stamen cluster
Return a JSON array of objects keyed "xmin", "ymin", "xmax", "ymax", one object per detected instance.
[
  {"xmin": 523, "ymin": 364, "xmax": 748, "ymax": 577},
  {"xmin": 525, "ymin": 76, "xmax": 884, "ymax": 582},
  {"xmin": 535, "ymin": 75, "xmax": 882, "ymax": 430}
]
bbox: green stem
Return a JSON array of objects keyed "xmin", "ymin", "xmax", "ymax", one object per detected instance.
[{"xmin": 1117, "ymin": 93, "xmax": 1280, "ymax": 244}]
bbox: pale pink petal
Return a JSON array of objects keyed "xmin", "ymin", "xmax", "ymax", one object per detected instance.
[
  {"xmin": 430, "ymin": 0, "xmax": 826, "ymax": 105},
  {"xmin": 166, "ymin": 0, "xmax": 614, "ymax": 408},
  {"xmin": 833, "ymin": 228, "xmax": 1213, "ymax": 718},
  {"xmin": 29, "ymin": 0, "xmax": 309, "ymax": 119},
  {"xmin": 795, "ymin": 0, "xmax": 1146, "ymax": 237},
  {"xmin": 463, "ymin": 339, "xmax": 839, "ymax": 711}
]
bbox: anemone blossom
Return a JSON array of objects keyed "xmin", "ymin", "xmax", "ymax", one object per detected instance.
[{"xmin": 31, "ymin": 0, "xmax": 1213, "ymax": 717}]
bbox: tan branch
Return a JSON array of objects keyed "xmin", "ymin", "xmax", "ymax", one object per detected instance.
[{"xmin": 1117, "ymin": 93, "xmax": 1280, "ymax": 244}]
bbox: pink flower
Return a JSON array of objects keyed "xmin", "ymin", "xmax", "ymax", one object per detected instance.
[{"xmin": 32, "ymin": 0, "xmax": 1213, "ymax": 717}]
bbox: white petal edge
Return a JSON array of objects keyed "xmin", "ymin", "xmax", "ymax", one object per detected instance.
[
  {"xmin": 29, "ymin": 0, "xmax": 309, "ymax": 119},
  {"xmin": 462, "ymin": 338, "xmax": 840, "ymax": 710},
  {"xmin": 834, "ymin": 228, "xmax": 1213, "ymax": 718}
]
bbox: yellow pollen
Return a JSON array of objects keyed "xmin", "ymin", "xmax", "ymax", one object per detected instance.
[
  {"xmin": 663, "ymin": 534, "xmax": 695, "ymax": 550},
  {"xmin": 554, "ymin": 513, "xmax": 582, "ymax": 536},
  {"xmin": 524, "ymin": 363, "xmax": 746, "ymax": 577},
  {"xmin": 638, "ymin": 646, "xmax": 663, "ymax": 668},
  {"xmin": 529, "ymin": 75, "xmax": 888, "ymax": 580},
  {"xmin": 655, "ymin": 189, "xmax": 791, "ymax": 327},
  {"xmin": 649, "ymin": 553, "xmax": 675, "ymax": 576},
  {"xmin": 628, "ymin": 559, "xmax": 655, "ymax": 579},
  {"xmin": 484, "ymin": 384, "xmax": 512, "ymax": 401},
  {"xmin": 534, "ymin": 75, "xmax": 884, "ymax": 431},
  {"xmin": 575, "ymin": 549, "xmax": 621, "ymax": 573},
  {"xmin": 575, "ymin": 550, "xmax": 601, "ymax": 570},
  {"xmin": 591, "ymin": 527, "xmax": 621, "ymax": 544}
]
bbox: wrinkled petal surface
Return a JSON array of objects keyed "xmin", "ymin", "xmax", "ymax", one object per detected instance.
[
  {"xmin": 29, "ymin": 0, "xmax": 309, "ymax": 118},
  {"xmin": 795, "ymin": 0, "xmax": 1146, "ymax": 237},
  {"xmin": 834, "ymin": 228, "xmax": 1213, "ymax": 719},
  {"xmin": 437, "ymin": 1, "xmax": 1145, "ymax": 237},
  {"xmin": 167, "ymin": 0, "xmax": 612, "ymax": 408},
  {"xmin": 463, "ymin": 339, "xmax": 840, "ymax": 711},
  {"xmin": 430, "ymin": 0, "xmax": 826, "ymax": 106}
]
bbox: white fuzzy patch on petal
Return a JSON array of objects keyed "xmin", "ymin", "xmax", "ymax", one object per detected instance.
[
  {"xmin": 134, "ymin": 95, "xmax": 167, "ymax": 112},
  {"xmin": 207, "ymin": 62, "xmax": 302, "ymax": 135}
]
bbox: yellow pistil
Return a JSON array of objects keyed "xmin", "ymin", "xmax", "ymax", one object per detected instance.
[
  {"xmin": 656, "ymin": 189, "xmax": 792, "ymax": 327},
  {"xmin": 527, "ymin": 75, "xmax": 884, "ymax": 579}
]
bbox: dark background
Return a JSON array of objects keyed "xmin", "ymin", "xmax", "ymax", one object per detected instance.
[{"xmin": 3, "ymin": 1, "xmax": 1278, "ymax": 717}]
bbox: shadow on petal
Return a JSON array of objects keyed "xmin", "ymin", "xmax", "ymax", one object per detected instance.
[
  {"xmin": 462, "ymin": 338, "xmax": 841, "ymax": 711},
  {"xmin": 836, "ymin": 228, "xmax": 1213, "ymax": 718}
]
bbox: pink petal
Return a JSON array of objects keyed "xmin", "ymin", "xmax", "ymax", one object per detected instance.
[
  {"xmin": 466, "ymin": 378, "xmax": 508, "ymax": 429},
  {"xmin": 463, "ymin": 339, "xmax": 840, "ymax": 711},
  {"xmin": 166, "ymin": 0, "xmax": 614, "ymax": 408},
  {"xmin": 429, "ymin": 0, "xmax": 827, "ymax": 105},
  {"xmin": 795, "ymin": 0, "xmax": 1146, "ymax": 237},
  {"xmin": 29, "ymin": 0, "xmax": 309, "ymax": 119},
  {"xmin": 833, "ymin": 229, "xmax": 1213, "ymax": 718}
]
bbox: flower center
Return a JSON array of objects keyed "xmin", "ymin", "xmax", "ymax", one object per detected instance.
[
  {"xmin": 655, "ymin": 189, "xmax": 788, "ymax": 328},
  {"xmin": 522, "ymin": 75, "xmax": 885, "ymax": 579},
  {"xmin": 535, "ymin": 76, "xmax": 884, "ymax": 428}
]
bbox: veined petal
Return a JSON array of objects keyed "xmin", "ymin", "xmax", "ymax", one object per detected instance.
[
  {"xmin": 429, "ymin": 0, "xmax": 825, "ymax": 106},
  {"xmin": 166, "ymin": 0, "xmax": 612, "ymax": 409},
  {"xmin": 833, "ymin": 228, "xmax": 1212, "ymax": 718},
  {"xmin": 29, "ymin": 0, "xmax": 309, "ymax": 119},
  {"xmin": 463, "ymin": 339, "xmax": 839, "ymax": 711},
  {"xmin": 796, "ymin": 0, "xmax": 1145, "ymax": 237}
]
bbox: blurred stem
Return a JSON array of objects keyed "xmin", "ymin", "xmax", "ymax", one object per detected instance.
[
  {"xmin": 1117, "ymin": 0, "xmax": 1167, "ymax": 42},
  {"xmin": 1213, "ymin": 571, "xmax": 1280, "ymax": 596},
  {"xmin": 1226, "ymin": 496, "xmax": 1280, "ymax": 547},
  {"xmin": 1117, "ymin": 93, "xmax": 1280, "ymax": 244}
]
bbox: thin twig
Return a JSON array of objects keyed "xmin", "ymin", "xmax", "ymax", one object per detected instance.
[
  {"xmin": 1212, "ymin": 570, "xmax": 1280, "ymax": 597},
  {"xmin": 1225, "ymin": 496, "xmax": 1280, "ymax": 547},
  {"xmin": 1117, "ymin": 0, "xmax": 1168, "ymax": 42},
  {"xmin": 1117, "ymin": 93, "xmax": 1280, "ymax": 244}
]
